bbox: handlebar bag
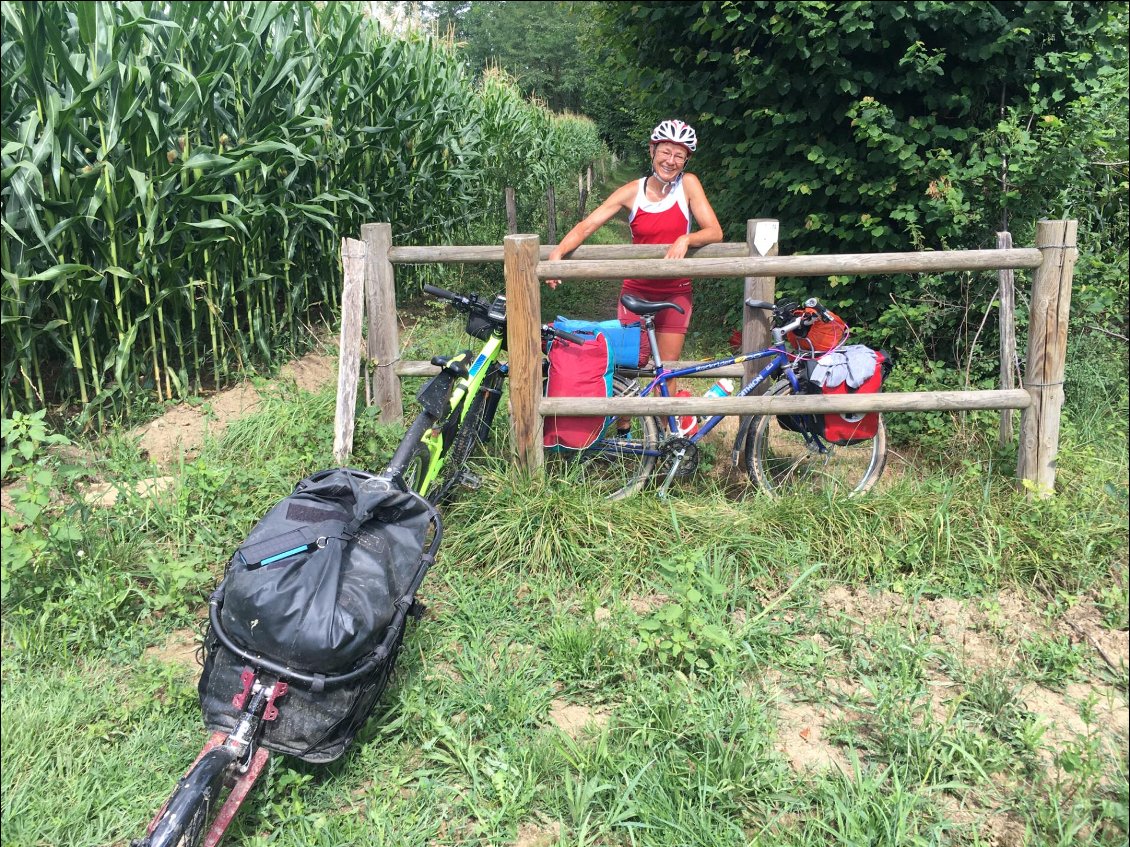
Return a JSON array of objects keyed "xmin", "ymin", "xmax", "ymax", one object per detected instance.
[
  {"xmin": 543, "ymin": 330, "xmax": 614, "ymax": 450},
  {"xmin": 552, "ymin": 316, "xmax": 648, "ymax": 368},
  {"xmin": 786, "ymin": 307, "xmax": 849, "ymax": 354}
]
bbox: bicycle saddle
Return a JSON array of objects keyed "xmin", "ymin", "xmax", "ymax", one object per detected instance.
[{"xmin": 620, "ymin": 294, "xmax": 686, "ymax": 315}]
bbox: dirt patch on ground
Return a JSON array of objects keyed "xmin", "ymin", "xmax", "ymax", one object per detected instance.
[
  {"xmin": 796, "ymin": 585, "xmax": 1130, "ymax": 782},
  {"xmin": 547, "ymin": 698, "xmax": 611, "ymax": 739},
  {"xmin": 512, "ymin": 820, "xmax": 562, "ymax": 847},
  {"xmin": 143, "ymin": 627, "xmax": 201, "ymax": 671},
  {"xmin": 770, "ymin": 693, "xmax": 854, "ymax": 775},
  {"xmin": 130, "ymin": 349, "xmax": 336, "ymax": 468},
  {"xmin": 819, "ymin": 584, "xmax": 1130, "ymax": 674},
  {"xmin": 1, "ymin": 486, "xmax": 23, "ymax": 527},
  {"xmin": 79, "ymin": 475, "xmax": 178, "ymax": 508}
]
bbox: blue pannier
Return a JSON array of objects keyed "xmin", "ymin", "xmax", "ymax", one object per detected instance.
[{"xmin": 553, "ymin": 316, "xmax": 647, "ymax": 368}]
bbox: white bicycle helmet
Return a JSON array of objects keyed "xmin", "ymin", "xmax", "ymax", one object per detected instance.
[{"xmin": 649, "ymin": 119, "xmax": 698, "ymax": 153}]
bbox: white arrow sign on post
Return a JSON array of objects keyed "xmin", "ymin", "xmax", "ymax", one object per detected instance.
[{"xmin": 753, "ymin": 220, "xmax": 779, "ymax": 257}]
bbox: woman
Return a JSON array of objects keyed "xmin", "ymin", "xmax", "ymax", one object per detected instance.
[{"xmin": 545, "ymin": 119, "xmax": 723, "ymax": 371}]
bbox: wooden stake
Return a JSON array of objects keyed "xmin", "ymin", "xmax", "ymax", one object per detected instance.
[
  {"xmin": 504, "ymin": 234, "xmax": 543, "ymax": 472},
  {"xmin": 546, "ymin": 185, "xmax": 557, "ymax": 245},
  {"xmin": 505, "ymin": 187, "xmax": 517, "ymax": 235},
  {"xmin": 1017, "ymin": 219, "xmax": 1078, "ymax": 496},
  {"xmin": 361, "ymin": 222, "xmax": 403, "ymax": 424},
  {"xmin": 333, "ymin": 237, "xmax": 367, "ymax": 466},
  {"xmin": 743, "ymin": 219, "xmax": 779, "ymax": 389},
  {"xmin": 997, "ymin": 230, "xmax": 1017, "ymax": 448}
]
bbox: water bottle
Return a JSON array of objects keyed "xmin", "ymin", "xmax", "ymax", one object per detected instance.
[
  {"xmin": 699, "ymin": 378, "xmax": 734, "ymax": 428},
  {"xmin": 703, "ymin": 378, "xmax": 734, "ymax": 399},
  {"xmin": 675, "ymin": 389, "xmax": 698, "ymax": 437}
]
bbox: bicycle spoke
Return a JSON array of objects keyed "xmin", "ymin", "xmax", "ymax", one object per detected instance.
[{"xmin": 548, "ymin": 376, "xmax": 659, "ymax": 500}]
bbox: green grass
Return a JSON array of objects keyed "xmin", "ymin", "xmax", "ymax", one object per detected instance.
[{"xmin": 2, "ymin": 395, "xmax": 1126, "ymax": 845}]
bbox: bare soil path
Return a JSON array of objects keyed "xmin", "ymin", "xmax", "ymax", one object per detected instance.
[{"xmin": 130, "ymin": 348, "xmax": 337, "ymax": 469}]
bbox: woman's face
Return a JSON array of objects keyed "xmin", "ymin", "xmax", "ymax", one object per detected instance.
[{"xmin": 650, "ymin": 142, "xmax": 690, "ymax": 181}]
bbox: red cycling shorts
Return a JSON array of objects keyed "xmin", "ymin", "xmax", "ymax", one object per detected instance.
[{"xmin": 618, "ymin": 278, "xmax": 693, "ymax": 334}]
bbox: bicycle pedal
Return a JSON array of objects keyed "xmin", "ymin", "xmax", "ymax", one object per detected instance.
[{"xmin": 459, "ymin": 470, "xmax": 482, "ymax": 490}]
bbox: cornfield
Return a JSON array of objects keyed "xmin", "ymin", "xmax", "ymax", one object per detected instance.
[{"xmin": 1, "ymin": 1, "xmax": 605, "ymax": 425}]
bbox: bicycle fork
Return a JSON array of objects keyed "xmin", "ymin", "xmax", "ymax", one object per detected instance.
[{"xmin": 140, "ymin": 674, "xmax": 285, "ymax": 847}]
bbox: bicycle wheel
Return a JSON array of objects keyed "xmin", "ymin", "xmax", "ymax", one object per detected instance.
[
  {"xmin": 745, "ymin": 380, "xmax": 887, "ymax": 495},
  {"xmin": 564, "ymin": 374, "xmax": 660, "ymax": 501},
  {"xmin": 137, "ymin": 746, "xmax": 236, "ymax": 847},
  {"xmin": 429, "ymin": 371, "xmax": 503, "ymax": 506}
]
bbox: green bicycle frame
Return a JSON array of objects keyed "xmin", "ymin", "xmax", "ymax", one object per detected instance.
[{"xmin": 413, "ymin": 330, "xmax": 505, "ymax": 498}]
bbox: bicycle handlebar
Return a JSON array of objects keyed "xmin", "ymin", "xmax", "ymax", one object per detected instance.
[
  {"xmin": 421, "ymin": 283, "xmax": 470, "ymax": 306},
  {"xmin": 746, "ymin": 296, "xmax": 839, "ymax": 343},
  {"xmin": 545, "ymin": 325, "xmax": 586, "ymax": 345},
  {"xmin": 424, "ymin": 283, "xmax": 587, "ymax": 346}
]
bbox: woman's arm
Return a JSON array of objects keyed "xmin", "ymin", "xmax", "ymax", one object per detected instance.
[{"xmin": 545, "ymin": 181, "xmax": 637, "ymax": 287}]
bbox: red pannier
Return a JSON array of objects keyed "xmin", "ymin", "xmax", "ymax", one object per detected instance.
[
  {"xmin": 815, "ymin": 348, "xmax": 891, "ymax": 444},
  {"xmin": 543, "ymin": 330, "xmax": 614, "ymax": 450}
]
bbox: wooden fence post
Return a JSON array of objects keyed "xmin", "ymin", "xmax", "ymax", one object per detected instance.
[
  {"xmin": 504, "ymin": 234, "xmax": 543, "ymax": 472},
  {"xmin": 505, "ymin": 188, "xmax": 518, "ymax": 235},
  {"xmin": 361, "ymin": 222, "xmax": 403, "ymax": 424},
  {"xmin": 1017, "ymin": 219, "xmax": 1078, "ymax": 496},
  {"xmin": 333, "ymin": 237, "xmax": 367, "ymax": 466},
  {"xmin": 743, "ymin": 218, "xmax": 779, "ymax": 388},
  {"xmin": 997, "ymin": 231, "xmax": 1017, "ymax": 448}
]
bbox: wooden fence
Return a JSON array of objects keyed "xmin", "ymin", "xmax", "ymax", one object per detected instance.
[{"xmin": 336, "ymin": 219, "xmax": 1077, "ymax": 497}]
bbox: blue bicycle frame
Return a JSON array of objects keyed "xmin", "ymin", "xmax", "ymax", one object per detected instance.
[{"xmin": 635, "ymin": 345, "xmax": 801, "ymax": 451}]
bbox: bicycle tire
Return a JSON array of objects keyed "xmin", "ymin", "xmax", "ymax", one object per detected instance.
[
  {"xmin": 137, "ymin": 746, "xmax": 237, "ymax": 847},
  {"xmin": 562, "ymin": 374, "xmax": 660, "ymax": 501},
  {"xmin": 429, "ymin": 371, "xmax": 502, "ymax": 506},
  {"xmin": 745, "ymin": 380, "xmax": 887, "ymax": 496},
  {"xmin": 401, "ymin": 442, "xmax": 431, "ymax": 495}
]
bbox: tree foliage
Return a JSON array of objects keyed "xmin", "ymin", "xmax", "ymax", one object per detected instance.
[
  {"xmin": 421, "ymin": 1, "xmax": 595, "ymax": 113},
  {"xmin": 594, "ymin": 1, "xmax": 1128, "ymax": 338}
]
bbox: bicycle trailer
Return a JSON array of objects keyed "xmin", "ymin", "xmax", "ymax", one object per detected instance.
[{"xmin": 197, "ymin": 468, "xmax": 442, "ymax": 764}]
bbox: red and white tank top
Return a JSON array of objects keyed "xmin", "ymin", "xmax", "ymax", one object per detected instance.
[
  {"xmin": 626, "ymin": 176, "xmax": 692, "ymax": 291},
  {"xmin": 628, "ymin": 176, "xmax": 691, "ymax": 244}
]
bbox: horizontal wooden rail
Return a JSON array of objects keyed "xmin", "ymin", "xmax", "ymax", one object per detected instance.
[
  {"xmin": 539, "ymin": 389, "xmax": 1033, "ymax": 417},
  {"xmin": 538, "ymin": 248, "xmax": 1043, "ymax": 280},
  {"xmin": 393, "ymin": 360, "xmax": 746, "ymax": 378},
  {"xmin": 388, "ymin": 242, "xmax": 750, "ymax": 264}
]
